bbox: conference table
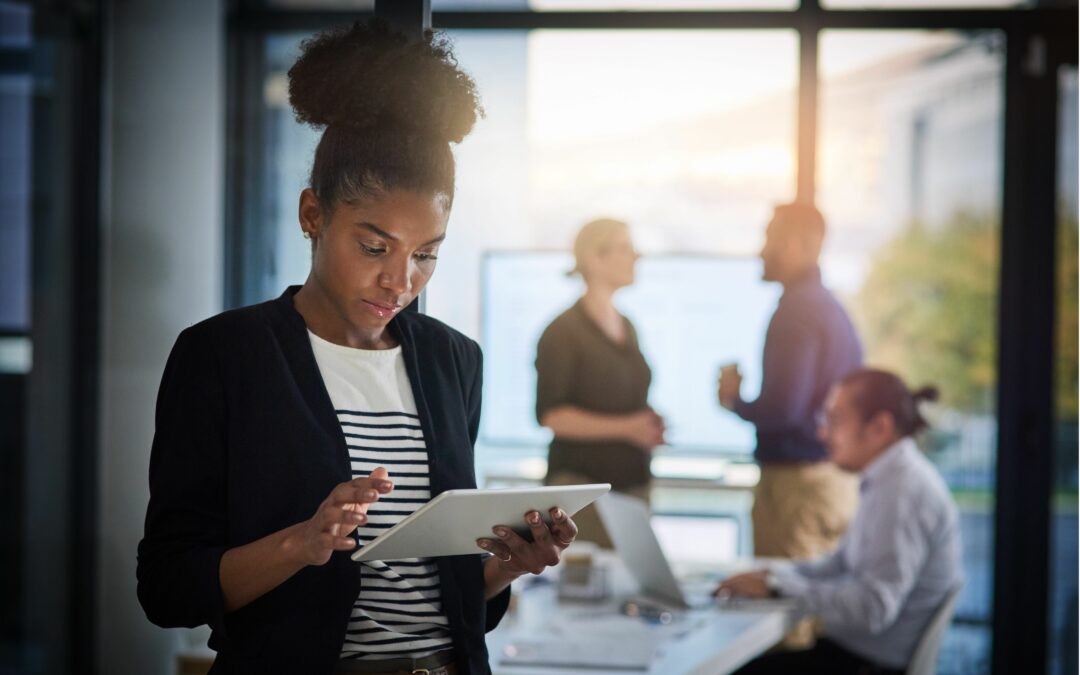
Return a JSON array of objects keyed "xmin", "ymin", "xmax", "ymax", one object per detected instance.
[{"xmin": 486, "ymin": 554, "xmax": 798, "ymax": 675}]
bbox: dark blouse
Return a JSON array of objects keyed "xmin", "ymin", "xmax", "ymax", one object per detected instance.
[{"xmin": 534, "ymin": 300, "xmax": 653, "ymax": 491}]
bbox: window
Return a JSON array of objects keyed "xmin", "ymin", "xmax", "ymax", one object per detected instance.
[
  {"xmin": 230, "ymin": 8, "xmax": 1075, "ymax": 672},
  {"xmin": 0, "ymin": 0, "xmax": 32, "ymax": 336},
  {"xmin": 822, "ymin": 0, "xmax": 1025, "ymax": 8},
  {"xmin": 257, "ymin": 28, "xmax": 799, "ymax": 481},
  {"xmin": 1048, "ymin": 63, "xmax": 1078, "ymax": 675},
  {"xmin": 819, "ymin": 29, "xmax": 1004, "ymax": 672}
]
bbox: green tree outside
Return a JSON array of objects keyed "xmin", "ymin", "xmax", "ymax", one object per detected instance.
[{"xmin": 853, "ymin": 212, "xmax": 1001, "ymax": 414}]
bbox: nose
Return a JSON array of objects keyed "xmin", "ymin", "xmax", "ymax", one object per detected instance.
[{"xmin": 378, "ymin": 256, "xmax": 412, "ymax": 296}]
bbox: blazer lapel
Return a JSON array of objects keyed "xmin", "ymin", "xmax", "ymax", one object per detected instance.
[
  {"xmin": 266, "ymin": 287, "xmax": 350, "ymax": 478},
  {"xmin": 390, "ymin": 314, "xmax": 443, "ymax": 480}
]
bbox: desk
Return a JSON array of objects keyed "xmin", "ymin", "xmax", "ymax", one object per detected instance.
[{"xmin": 486, "ymin": 557, "xmax": 797, "ymax": 675}]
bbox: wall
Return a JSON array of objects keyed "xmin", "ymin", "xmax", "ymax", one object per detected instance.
[{"xmin": 97, "ymin": 1, "xmax": 225, "ymax": 673}]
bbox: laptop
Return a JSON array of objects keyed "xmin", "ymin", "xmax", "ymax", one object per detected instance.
[
  {"xmin": 499, "ymin": 493, "xmax": 711, "ymax": 671},
  {"xmin": 595, "ymin": 491, "xmax": 716, "ymax": 610}
]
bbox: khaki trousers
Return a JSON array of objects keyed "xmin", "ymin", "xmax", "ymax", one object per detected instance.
[
  {"xmin": 752, "ymin": 462, "xmax": 858, "ymax": 649},
  {"xmin": 752, "ymin": 462, "xmax": 858, "ymax": 560}
]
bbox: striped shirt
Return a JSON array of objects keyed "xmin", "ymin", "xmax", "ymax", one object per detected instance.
[{"xmin": 307, "ymin": 331, "xmax": 453, "ymax": 662}]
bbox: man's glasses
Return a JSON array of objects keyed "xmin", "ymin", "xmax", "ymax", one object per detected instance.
[{"xmin": 815, "ymin": 409, "xmax": 847, "ymax": 430}]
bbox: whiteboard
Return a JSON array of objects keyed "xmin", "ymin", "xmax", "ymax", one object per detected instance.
[{"xmin": 480, "ymin": 252, "xmax": 780, "ymax": 453}]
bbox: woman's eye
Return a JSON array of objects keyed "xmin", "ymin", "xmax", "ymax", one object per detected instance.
[
  {"xmin": 415, "ymin": 252, "xmax": 439, "ymax": 262},
  {"xmin": 359, "ymin": 243, "xmax": 386, "ymax": 256}
]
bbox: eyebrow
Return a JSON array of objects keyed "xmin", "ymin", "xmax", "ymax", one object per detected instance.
[{"xmin": 355, "ymin": 221, "xmax": 446, "ymax": 247}]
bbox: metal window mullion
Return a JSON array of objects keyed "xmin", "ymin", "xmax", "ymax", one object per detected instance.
[
  {"xmin": 992, "ymin": 26, "xmax": 1058, "ymax": 675},
  {"xmin": 796, "ymin": 2, "xmax": 819, "ymax": 205}
]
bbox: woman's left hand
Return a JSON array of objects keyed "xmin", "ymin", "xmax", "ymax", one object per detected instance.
[{"xmin": 477, "ymin": 506, "xmax": 579, "ymax": 576}]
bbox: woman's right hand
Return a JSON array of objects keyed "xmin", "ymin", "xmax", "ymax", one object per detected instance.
[
  {"xmin": 290, "ymin": 466, "xmax": 393, "ymax": 566},
  {"xmin": 623, "ymin": 409, "xmax": 666, "ymax": 450}
]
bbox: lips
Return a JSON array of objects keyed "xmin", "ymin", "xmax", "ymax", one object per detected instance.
[{"xmin": 360, "ymin": 299, "xmax": 402, "ymax": 319}]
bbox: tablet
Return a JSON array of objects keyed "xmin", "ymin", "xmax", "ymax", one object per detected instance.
[{"xmin": 350, "ymin": 483, "xmax": 611, "ymax": 562}]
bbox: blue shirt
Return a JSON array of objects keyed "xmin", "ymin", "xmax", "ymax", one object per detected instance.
[
  {"xmin": 734, "ymin": 267, "xmax": 862, "ymax": 463},
  {"xmin": 769, "ymin": 438, "xmax": 964, "ymax": 669}
]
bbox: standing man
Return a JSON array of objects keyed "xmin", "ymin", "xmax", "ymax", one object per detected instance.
[{"xmin": 719, "ymin": 203, "xmax": 862, "ymax": 560}]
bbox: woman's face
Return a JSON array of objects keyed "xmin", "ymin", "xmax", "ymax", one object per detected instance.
[
  {"xmin": 586, "ymin": 227, "xmax": 638, "ymax": 290},
  {"xmin": 301, "ymin": 188, "xmax": 449, "ymax": 336}
]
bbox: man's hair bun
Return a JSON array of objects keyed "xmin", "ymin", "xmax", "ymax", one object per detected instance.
[
  {"xmin": 287, "ymin": 19, "xmax": 482, "ymax": 144},
  {"xmin": 911, "ymin": 386, "xmax": 940, "ymax": 404}
]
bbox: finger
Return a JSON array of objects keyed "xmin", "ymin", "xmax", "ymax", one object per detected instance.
[
  {"xmin": 367, "ymin": 466, "xmax": 394, "ymax": 493},
  {"xmin": 493, "ymin": 526, "xmax": 542, "ymax": 567},
  {"xmin": 524, "ymin": 511, "xmax": 554, "ymax": 546},
  {"xmin": 320, "ymin": 503, "xmax": 369, "ymax": 527},
  {"xmin": 492, "ymin": 526, "xmax": 545, "ymax": 573},
  {"xmin": 549, "ymin": 507, "xmax": 577, "ymax": 547},
  {"xmin": 522, "ymin": 514, "xmax": 561, "ymax": 568},
  {"xmin": 492, "ymin": 525, "xmax": 528, "ymax": 550},
  {"xmin": 552, "ymin": 509, "xmax": 578, "ymax": 542},
  {"xmin": 476, "ymin": 538, "xmax": 512, "ymax": 562},
  {"xmin": 331, "ymin": 485, "xmax": 382, "ymax": 508},
  {"xmin": 321, "ymin": 531, "xmax": 357, "ymax": 551},
  {"xmin": 333, "ymin": 536, "xmax": 358, "ymax": 551},
  {"xmin": 347, "ymin": 471, "xmax": 394, "ymax": 494},
  {"xmin": 325, "ymin": 510, "xmax": 368, "ymax": 538}
]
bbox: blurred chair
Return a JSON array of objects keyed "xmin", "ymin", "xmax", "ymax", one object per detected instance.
[{"xmin": 906, "ymin": 584, "xmax": 964, "ymax": 675}]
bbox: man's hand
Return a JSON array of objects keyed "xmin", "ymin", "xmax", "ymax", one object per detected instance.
[
  {"xmin": 718, "ymin": 364, "xmax": 743, "ymax": 410},
  {"xmin": 715, "ymin": 570, "xmax": 771, "ymax": 599}
]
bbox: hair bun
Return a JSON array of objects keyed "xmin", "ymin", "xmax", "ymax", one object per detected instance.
[
  {"xmin": 287, "ymin": 19, "xmax": 482, "ymax": 144},
  {"xmin": 912, "ymin": 386, "xmax": 940, "ymax": 404}
]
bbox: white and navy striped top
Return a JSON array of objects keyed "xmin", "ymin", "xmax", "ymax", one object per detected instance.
[{"xmin": 307, "ymin": 331, "xmax": 453, "ymax": 662}]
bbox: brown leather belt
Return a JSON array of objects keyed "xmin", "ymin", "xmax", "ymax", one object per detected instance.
[{"xmin": 335, "ymin": 650, "xmax": 457, "ymax": 675}]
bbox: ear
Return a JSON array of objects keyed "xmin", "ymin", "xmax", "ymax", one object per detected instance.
[
  {"xmin": 298, "ymin": 188, "xmax": 325, "ymax": 237},
  {"xmin": 868, "ymin": 410, "xmax": 896, "ymax": 440}
]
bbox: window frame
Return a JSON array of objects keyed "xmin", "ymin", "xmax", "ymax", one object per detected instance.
[{"xmin": 223, "ymin": 3, "xmax": 1079, "ymax": 674}]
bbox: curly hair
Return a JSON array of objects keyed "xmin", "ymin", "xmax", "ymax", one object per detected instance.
[{"xmin": 287, "ymin": 19, "xmax": 483, "ymax": 209}]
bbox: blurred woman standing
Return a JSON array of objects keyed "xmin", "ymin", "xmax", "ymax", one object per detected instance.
[{"xmin": 535, "ymin": 219, "xmax": 665, "ymax": 546}]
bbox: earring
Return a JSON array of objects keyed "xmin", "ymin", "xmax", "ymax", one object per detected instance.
[{"xmin": 302, "ymin": 231, "xmax": 312, "ymax": 240}]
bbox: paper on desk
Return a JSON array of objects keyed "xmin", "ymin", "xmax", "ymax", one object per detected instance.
[
  {"xmin": 500, "ymin": 609, "xmax": 705, "ymax": 670},
  {"xmin": 500, "ymin": 638, "xmax": 658, "ymax": 671}
]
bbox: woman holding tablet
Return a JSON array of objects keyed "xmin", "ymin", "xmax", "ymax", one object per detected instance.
[{"xmin": 136, "ymin": 21, "xmax": 577, "ymax": 674}]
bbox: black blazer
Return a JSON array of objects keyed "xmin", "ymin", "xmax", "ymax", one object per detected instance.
[{"xmin": 136, "ymin": 287, "xmax": 510, "ymax": 674}]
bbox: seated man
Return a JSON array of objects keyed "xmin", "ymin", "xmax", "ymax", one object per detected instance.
[{"xmin": 719, "ymin": 368, "xmax": 963, "ymax": 675}]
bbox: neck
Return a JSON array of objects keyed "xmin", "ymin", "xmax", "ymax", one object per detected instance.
[
  {"xmin": 293, "ymin": 277, "xmax": 396, "ymax": 350},
  {"xmin": 580, "ymin": 283, "xmax": 618, "ymax": 320},
  {"xmin": 780, "ymin": 263, "xmax": 819, "ymax": 289},
  {"xmin": 858, "ymin": 434, "xmax": 906, "ymax": 471}
]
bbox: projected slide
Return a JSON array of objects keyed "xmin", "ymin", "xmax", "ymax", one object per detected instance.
[{"xmin": 480, "ymin": 252, "xmax": 781, "ymax": 453}]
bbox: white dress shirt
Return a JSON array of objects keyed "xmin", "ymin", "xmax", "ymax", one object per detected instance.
[{"xmin": 769, "ymin": 437, "xmax": 963, "ymax": 669}]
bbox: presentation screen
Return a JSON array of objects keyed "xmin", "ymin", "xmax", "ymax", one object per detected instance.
[{"xmin": 480, "ymin": 252, "xmax": 781, "ymax": 454}]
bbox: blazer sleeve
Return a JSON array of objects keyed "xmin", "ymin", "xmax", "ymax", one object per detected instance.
[
  {"xmin": 136, "ymin": 327, "xmax": 230, "ymax": 632},
  {"xmin": 485, "ymin": 583, "xmax": 512, "ymax": 632}
]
